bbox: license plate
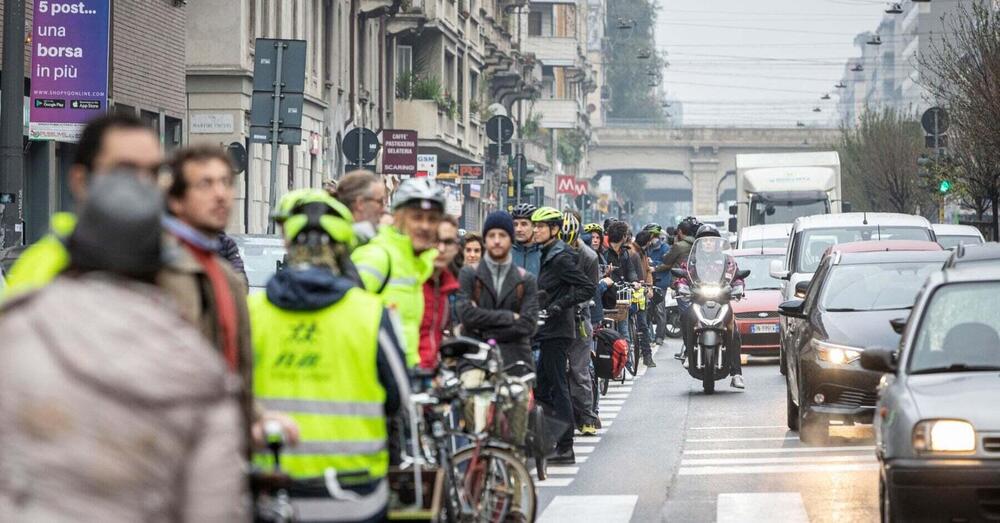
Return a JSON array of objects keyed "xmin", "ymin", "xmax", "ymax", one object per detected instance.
[{"xmin": 751, "ymin": 324, "xmax": 779, "ymax": 334}]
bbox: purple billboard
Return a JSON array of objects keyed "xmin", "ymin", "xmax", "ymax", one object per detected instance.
[{"xmin": 29, "ymin": 0, "xmax": 111, "ymax": 142}]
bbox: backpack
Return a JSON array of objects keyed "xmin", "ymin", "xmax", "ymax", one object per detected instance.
[{"xmin": 593, "ymin": 328, "xmax": 628, "ymax": 380}]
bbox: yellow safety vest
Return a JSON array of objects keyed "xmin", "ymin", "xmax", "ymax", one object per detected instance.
[
  {"xmin": 3, "ymin": 212, "xmax": 76, "ymax": 298},
  {"xmin": 249, "ymin": 287, "xmax": 389, "ymax": 481}
]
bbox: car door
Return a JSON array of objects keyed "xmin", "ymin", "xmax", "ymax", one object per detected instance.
[{"xmin": 787, "ymin": 258, "xmax": 829, "ymax": 405}]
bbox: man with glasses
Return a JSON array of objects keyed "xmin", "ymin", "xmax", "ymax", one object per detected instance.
[
  {"xmin": 329, "ymin": 169, "xmax": 386, "ymax": 244},
  {"xmin": 4, "ymin": 114, "xmax": 164, "ymax": 296}
]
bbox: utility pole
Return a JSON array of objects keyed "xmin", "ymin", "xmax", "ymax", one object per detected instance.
[{"xmin": 0, "ymin": 0, "xmax": 26, "ymax": 250}]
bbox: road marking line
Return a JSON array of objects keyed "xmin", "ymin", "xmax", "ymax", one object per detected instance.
[
  {"xmin": 679, "ymin": 462, "xmax": 879, "ymax": 476},
  {"xmin": 545, "ymin": 466, "xmax": 580, "ymax": 475},
  {"xmin": 683, "ymin": 445, "xmax": 876, "ymax": 456},
  {"xmin": 686, "ymin": 436, "xmax": 798, "ymax": 443},
  {"xmin": 602, "ymin": 393, "xmax": 629, "ymax": 399},
  {"xmin": 689, "ymin": 425, "xmax": 787, "ymax": 430},
  {"xmin": 538, "ymin": 495, "xmax": 639, "ymax": 522},
  {"xmin": 682, "ymin": 454, "xmax": 876, "ymax": 466},
  {"xmin": 599, "ymin": 413, "xmax": 618, "ymax": 420},
  {"xmin": 600, "ymin": 420, "xmax": 613, "ymax": 427},
  {"xmin": 601, "ymin": 400, "xmax": 626, "ymax": 406},
  {"xmin": 717, "ymin": 492, "xmax": 808, "ymax": 523},
  {"xmin": 601, "ymin": 406, "xmax": 623, "ymax": 412},
  {"xmin": 576, "ymin": 456, "xmax": 588, "ymax": 463},
  {"xmin": 535, "ymin": 478, "xmax": 575, "ymax": 487},
  {"xmin": 574, "ymin": 446, "xmax": 596, "ymax": 454},
  {"xmin": 596, "ymin": 428, "xmax": 610, "ymax": 434}
]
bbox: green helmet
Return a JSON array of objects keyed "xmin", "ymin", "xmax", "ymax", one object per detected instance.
[
  {"xmin": 530, "ymin": 206, "xmax": 563, "ymax": 224},
  {"xmin": 583, "ymin": 223, "xmax": 603, "ymax": 234},
  {"xmin": 274, "ymin": 189, "xmax": 356, "ymax": 247}
]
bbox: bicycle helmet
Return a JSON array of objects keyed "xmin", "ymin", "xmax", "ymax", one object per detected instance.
[
  {"xmin": 583, "ymin": 223, "xmax": 603, "ymax": 234},
  {"xmin": 530, "ymin": 206, "xmax": 563, "ymax": 224},
  {"xmin": 643, "ymin": 223, "xmax": 663, "ymax": 236},
  {"xmin": 391, "ymin": 178, "xmax": 445, "ymax": 211},
  {"xmin": 561, "ymin": 213, "xmax": 581, "ymax": 245},
  {"xmin": 274, "ymin": 188, "xmax": 356, "ymax": 246},
  {"xmin": 511, "ymin": 202, "xmax": 538, "ymax": 220},
  {"xmin": 695, "ymin": 223, "xmax": 721, "ymax": 239}
]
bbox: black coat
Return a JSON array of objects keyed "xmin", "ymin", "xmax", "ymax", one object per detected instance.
[
  {"xmin": 536, "ymin": 240, "xmax": 596, "ymax": 341},
  {"xmin": 217, "ymin": 233, "xmax": 249, "ymax": 289},
  {"xmin": 456, "ymin": 262, "xmax": 539, "ymax": 374}
]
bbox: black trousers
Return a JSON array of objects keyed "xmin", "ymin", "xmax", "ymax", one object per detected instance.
[
  {"xmin": 536, "ymin": 337, "xmax": 575, "ymax": 451},
  {"xmin": 681, "ymin": 305, "xmax": 742, "ymax": 376}
]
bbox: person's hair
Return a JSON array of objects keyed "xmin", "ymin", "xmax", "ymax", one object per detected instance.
[
  {"xmin": 441, "ymin": 215, "xmax": 459, "ymax": 228},
  {"xmin": 607, "ymin": 221, "xmax": 629, "ymax": 243},
  {"xmin": 167, "ymin": 145, "xmax": 236, "ymax": 199},
  {"xmin": 635, "ymin": 230, "xmax": 653, "ymax": 248},
  {"xmin": 463, "ymin": 233, "xmax": 483, "ymax": 250},
  {"xmin": 74, "ymin": 114, "xmax": 148, "ymax": 172},
  {"xmin": 333, "ymin": 170, "xmax": 378, "ymax": 209}
]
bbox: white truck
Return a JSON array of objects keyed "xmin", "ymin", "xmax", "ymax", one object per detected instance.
[{"xmin": 727, "ymin": 151, "xmax": 847, "ymax": 234}]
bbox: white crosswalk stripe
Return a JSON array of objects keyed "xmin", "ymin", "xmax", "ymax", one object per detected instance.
[
  {"xmin": 538, "ymin": 495, "xmax": 639, "ymax": 522},
  {"xmin": 716, "ymin": 493, "xmax": 809, "ymax": 523}
]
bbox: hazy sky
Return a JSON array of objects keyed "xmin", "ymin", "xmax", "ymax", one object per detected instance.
[{"xmin": 654, "ymin": 0, "xmax": 894, "ymax": 127}]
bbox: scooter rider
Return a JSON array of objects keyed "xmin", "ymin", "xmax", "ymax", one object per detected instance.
[{"xmin": 677, "ymin": 224, "xmax": 746, "ymax": 390}]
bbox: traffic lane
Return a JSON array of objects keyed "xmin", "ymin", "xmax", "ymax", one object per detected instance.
[
  {"xmin": 661, "ymin": 359, "xmax": 878, "ymax": 523},
  {"xmin": 535, "ymin": 341, "xmax": 690, "ymax": 522}
]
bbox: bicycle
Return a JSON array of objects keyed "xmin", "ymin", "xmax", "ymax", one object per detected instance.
[{"xmin": 250, "ymin": 421, "xmax": 296, "ymax": 522}]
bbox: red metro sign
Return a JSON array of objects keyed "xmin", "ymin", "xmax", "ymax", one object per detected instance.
[{"xmin": 557, "ymin": 175, "xmax": 589, "ymax": 196}]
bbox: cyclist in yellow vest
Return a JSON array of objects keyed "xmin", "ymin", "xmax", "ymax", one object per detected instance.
[
  {"xmin": 249, "ymin": 189, "xmax": 409, "ymax": 523},
  {"xmin": 3, "ymin": 114, "xmax": 163, "ymax": 297},
  {"xmin": 351, "ymin": 178, "xmax": 443, "ymax": 367}
]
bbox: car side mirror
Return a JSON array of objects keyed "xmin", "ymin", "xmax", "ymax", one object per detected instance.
[
  {"xmin": 769, "ymin": 258, "xmax": 789, "ymax": 280},
  {"xmin": 889, "ymin": 317, "xmax": 907, "ymax": 335},
  {"xmin": 734, "ymin": 269, "xmax": 751, "ymax": 280},
  {"xmin": 671, "ymin": 267, "xmax": 688, "ymax": 279},
  {"xmin": 778, "ymin": 299, "xmax": 806, "ymax": 319},
  {"xmin": 728, "ymin": 204, "xmax": 738, "ymax": 216},
  {"xmin": 728, "ymin": 217, "xmax": 737, "ymax": 233},
  {"xmin": 794, "ymin": 280, "xmax": 810, "ymax": 299},
  {"xmin": 860, "ymin": 347, "xmax": 897, "ymax": 373},
  {"xmin": 843, "ymin": 201, "xmax": 853, "ymax": 213}
]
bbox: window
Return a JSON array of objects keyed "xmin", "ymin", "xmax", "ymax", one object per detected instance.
[
  {"xmin": 909, "ymin": 282, "xmax": 1000, "ymax": 374},
  {"xmin": 528, "ymin": 11, "xmax": 542, "ymax": 36},
  {"xmin": 165, "ymin": 116, "xmax": 183, "ymax": 151},
  {"xmin": 396, "ymin": 45, "xmax": 413, "ymax": 78},
  {"xmin": 313, "ymin": 0, "xmax": 322, "ymax": 77},
  {"xmin": 528, "ymin": 5, "xmax": 552, "ymax": 36},
  {"xmin": 262, "ymin": 0, "xmax": 271, "ymax": 37},
  {"xmin": 445, "ymin": 52, "xmax": 456, "ymax": 97},
  {"xmin": 248, "ymin": 0, "xmax": 257, "ymax": 44}
]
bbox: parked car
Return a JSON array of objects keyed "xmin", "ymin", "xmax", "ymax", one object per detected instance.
[
  {"xmin": 778, "ymin": 240, "xmax": 948, "ymax": 444},
  {"xmin": 861, "ymin": 263, "xmax": 1000, "ymax": 522},
  {"xmin": 736, "ymin": 223, "xmax": 792, "ymax": 250},
  {"xmin": 943, "ymin": 241, "xmax": 1000, "ymax": 269},
  {"xmin": 230, "ymin": 234, "xmax": 286, "ymax": 293},
  {"xmin": 771, "ymin": 213, "xmax": 936, "ymax": 374},
  {"xmin": 932, "ymin": 223, "xmax": 985, "ymax": 250},
  {"xmin": 729, "ymin": 248, "xmax": 786, "ymax": 358}
]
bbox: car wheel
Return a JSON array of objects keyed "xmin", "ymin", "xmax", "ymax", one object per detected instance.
[{"xmin": 786, "ymin": 384, "xmax": 799, "ymax": 431}]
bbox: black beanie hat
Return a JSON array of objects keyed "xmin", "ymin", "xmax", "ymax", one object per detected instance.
[{"xmin": 482, "ymin": 211, "xmax": 515, "ymax": 240}]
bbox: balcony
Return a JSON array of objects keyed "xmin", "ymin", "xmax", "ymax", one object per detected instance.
[
  {"xmin": 523, "ymin": 36, "xmax": 579, "ymax": 67},
  {"xmin": 534, "ymin": 98, "xmax": 582, "ymax": 129},
  {"xmin": 394, "ymin": 99, "xmax": 480, "ymax": 163}
]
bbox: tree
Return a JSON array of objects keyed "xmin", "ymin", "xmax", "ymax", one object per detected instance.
[
  {"xmin": 918, "ymin": 1, "xmax": 1000, "ymax": 239},
  {"xmin": 839, "ymin": 107, "xmax": 931, "ymax": 215},
  {"xmin": 605, "ymin": 0, "xmax": 665, "ymax": 120}
]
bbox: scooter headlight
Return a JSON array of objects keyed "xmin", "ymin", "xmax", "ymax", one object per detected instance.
[{"xmin": 698, "ymin": 284, "xmax": 722, "ymax": 298}]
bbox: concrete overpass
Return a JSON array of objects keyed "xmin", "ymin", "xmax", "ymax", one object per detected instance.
[{"xmin": 589, "ymin": 125, "xmax": 841, "ymax": 215}]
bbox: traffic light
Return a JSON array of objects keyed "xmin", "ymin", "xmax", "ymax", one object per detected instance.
[
  {"xmin": 939, "ymin": 179, "xmax": 952, "ymax": 194},
  {"xmin": 575, "ymin": 194, "xmax": 594, "ymax": 209}
]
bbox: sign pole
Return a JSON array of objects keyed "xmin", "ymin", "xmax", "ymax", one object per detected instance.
[
  {"xmin": 0, "ymin": 0, "xmax": 25, "ymax": 249},
  {"xmin": 267, "ymin": 42, "xmax": 285, "ymax": 234}
]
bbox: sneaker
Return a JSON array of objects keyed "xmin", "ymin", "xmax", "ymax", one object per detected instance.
[
  {"xmin": 643, "ymin": 354, "xmax": 656, "ymax": 368},
  {"xmin": 550, "ymin": 448, "xmax": 576, "ymax": 465},
  {"xmin": 580, "ymin": 424, "xmax": 598, "ymax": 436},
  {"xmin": 731, "ymin": 375, "xmax": 746, "ymax": 389},
  {"xmin": 674, "ymin": 350, "xmax": 685, "ymax": 361}
]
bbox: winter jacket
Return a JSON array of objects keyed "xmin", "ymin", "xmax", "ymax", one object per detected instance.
[
  {"xmin": 512, "ymin": 242, "xmax": 542, "ymax": 276},
  {"xmin": 217, "ymin": 232, "xmax": 249, "ymax": 289},
  {"xmin": 535, "ymin": 240, "xmax": 596, "ymax": 341},
  {"xmin": 604, "ymin": 244, "xmax": 638, "ymax": 284},
  {"xmin": 352, "ymin": 226, "xmax": 438, "ymax": 367},
  {"xmin": 658, "ymin": 237, "xmax": 692, "ymax": 274},
  {"xmin": 630, "ymin": 242, "xmax": 652, "ymax": 286},
  {"xmin": 645, "ymin": 241, "xmax": 671, "ymax": 289},
  {"xmin": 573, "ymin": 241, "xmax": 601, "ymax": 328},
  {"xmin": 456, "ymin": 261, "xmax": 540, "ymax": 375},
  {"xmin": 419, "ymin": 269, "xmax": 461, "ymax": 369},
  {"xmin": 0, "ymin": 275, "xmax": 247, "ymax": 522}
]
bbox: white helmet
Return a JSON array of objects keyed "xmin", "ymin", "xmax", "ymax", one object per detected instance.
[{"xmin": 392, "ymin": 178, "xmax": 445, "ymax": 211}]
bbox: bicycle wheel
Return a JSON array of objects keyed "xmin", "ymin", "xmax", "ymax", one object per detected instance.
[
  {"xmin": 625, "ymin": 316, "xmax": 638, "ymax": 376},
  {"xmin": 452, "ymin": 446, "xmax": 537, "ymax": 523}
]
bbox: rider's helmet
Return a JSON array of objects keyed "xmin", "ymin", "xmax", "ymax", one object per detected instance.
[
  {"xmin": 391, "ymin": 178, "xmax": 445, "ymax": 212},
  {"xmin": 274, "ymin": 188, "xmax": 356, "ymax": 247},
  {"xmin": 530, "ymin": 206, "xmax": 563, "ymax": 225},
  {"xmin": 561, "ymin": 213, "xmax": 581, "ymax": 245},
  {"xmin": 511, "ymin": 203, "xmax": 538, "ymax": 220},
  {"xmin": 643, "ymin": 223, "xmax": 664, "ymax": 236},
  {"xmin": 695, "ymin": 224, "xmax": 721, "ymax": 239},
  {"xmin": 583, "ymin": 223, "xmax": 604, "ymax": 234},
  {"xmin": 679, "ymin": 216, "xmax": 701, "ymax": 236}
]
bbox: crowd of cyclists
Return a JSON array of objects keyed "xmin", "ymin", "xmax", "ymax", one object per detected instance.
[{"xmin": 0, "ymin": 113, "xmax": 738, "ymax": 522}]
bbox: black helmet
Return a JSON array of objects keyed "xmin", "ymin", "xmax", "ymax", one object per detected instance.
[
  {"xmin": 511, "ymin": 202, "xmax": 537, "ymax": 219},
  {"xmin": 695, "ymin": 224, "xmax": 721, "ymax": 239},
  {"xmin": 679, "ymin": 216, "xmax": 701, "ymax": 236}
]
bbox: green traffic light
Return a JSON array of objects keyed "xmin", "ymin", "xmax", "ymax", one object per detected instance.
[{"xmin": 939, "ymin": 179, "xmax": 952, "ymax": 193}]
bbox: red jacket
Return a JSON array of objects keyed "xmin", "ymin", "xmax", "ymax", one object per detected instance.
[{"xmin": 419, "ymin": 269, "xmax": 461, "ymax": 369}]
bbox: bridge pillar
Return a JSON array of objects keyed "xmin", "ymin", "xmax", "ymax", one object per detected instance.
[{"xmin": 690, "ymin": 158, "xmax": 721, "ymax": 215}]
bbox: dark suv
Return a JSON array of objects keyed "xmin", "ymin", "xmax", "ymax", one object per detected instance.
[{"xmin": 779, "ymin": 242, "xmax": 949, "ymax": 443}]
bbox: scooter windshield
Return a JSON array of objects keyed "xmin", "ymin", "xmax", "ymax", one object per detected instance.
[{"xmin": 688, "ymin": 237, "xmax": 728, "ymax": 285}]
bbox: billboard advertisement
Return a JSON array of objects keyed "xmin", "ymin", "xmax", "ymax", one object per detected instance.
[{"xmin": 29, "ymin": 0, "xmax": 112, "ymax": 142}]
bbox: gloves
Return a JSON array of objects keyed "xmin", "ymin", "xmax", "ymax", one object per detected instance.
[{"xmin": 547, "ymin": 304, "xmax": 563, "ymax": 316}]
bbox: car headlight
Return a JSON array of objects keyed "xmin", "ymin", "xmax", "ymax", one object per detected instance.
[
  {"xmin": 913, "ymin": 419, "xmax": 976, "ymax": 453},
  {"xmin": 812, "ymin": 340, "xmax": 862, "ymax": 365},
  {"xmin": 698, "ymin": 284, "xmax": 722, "ymax": 298}
]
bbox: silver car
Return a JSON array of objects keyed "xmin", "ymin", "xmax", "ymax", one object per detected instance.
[
  {"xmin": 230, "ymin": 234, "xmax": 286, "ymax": 293},
  {"xmin": 861, "ymin": 264, "xmax": 1000, "ymax": 522}
]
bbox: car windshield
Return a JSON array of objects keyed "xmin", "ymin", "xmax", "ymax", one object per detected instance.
[
  {"xmin": 909, "ymin": 282, "xmax": 1000, "ymax": 374},
  {"xmin": 235, "ymin": 238, "xmax": 287, "ymax": 289},
  {"xmin": 820, "ymin": 261, "xmax": 941, "ymax": 312},
  {"xmin": 741, "ymin": 237, "xmax": 788, "ymax": 250},
  {"xmin": 937, "ymin": 234, "xmax": 983, "ymax": 250},
  {"xmin": 750, "ymin": 197, "xmax": 828, "ymax": 226},
  {"xmin": 794, "ymin": 226, "xmax": 932, "ymax": 273},
  {"xmin": 733, "ymin": 255, "xmax": 784, "ymax": 290},
  {"xmin": 688, "ymin": 236, "xmax": 729, "ymax": 284}
]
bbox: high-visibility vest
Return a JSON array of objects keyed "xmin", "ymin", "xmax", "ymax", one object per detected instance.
[
  {"xmin": 3, "ymin": 212, "xmax": 76, "ymax": 298},
  {"xmin": 249, "ymin": 287, "xmax": 388, "ymax": 482}
]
